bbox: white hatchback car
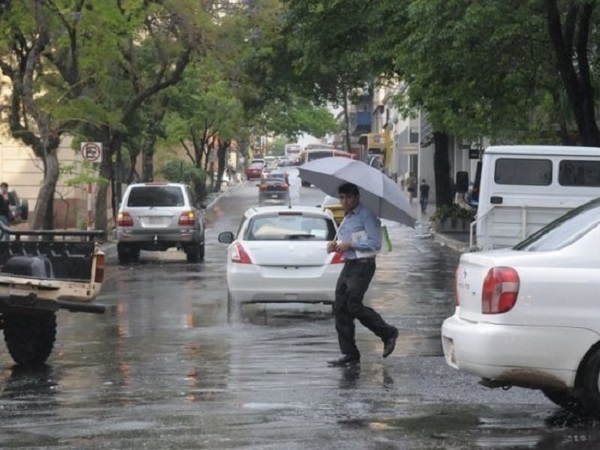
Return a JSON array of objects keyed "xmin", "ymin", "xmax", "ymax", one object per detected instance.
[
  {"xmin": 218, "ymin": 206, "xmax": 343, "ymax": 311},
  {"xmin": 441, "ymin": 197, "xmax": 600, "ymax": 416}
]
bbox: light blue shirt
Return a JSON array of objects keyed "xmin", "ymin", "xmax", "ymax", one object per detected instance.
[{"xmin": 338, "ymin": 203, "xmax": 382, "ymax": 260}]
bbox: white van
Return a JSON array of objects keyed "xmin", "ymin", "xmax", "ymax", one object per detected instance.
[{"xmin": 471, "ymin": 145, "xmax": 600, "ymax": 250}]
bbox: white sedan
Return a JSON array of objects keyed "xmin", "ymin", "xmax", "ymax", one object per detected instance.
[
  {"xmin": 218, "ymin": 206, "xmax": 343, "ymax": 311},
  {"xmin": 441, "ymin": 197, "xmax": 600, "ymax": 416}
]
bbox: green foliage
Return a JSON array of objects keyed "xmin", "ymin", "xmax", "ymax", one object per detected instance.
[
  {"xmin": 160, "ymin": 159, "xmax": 207, "ymax": 186},
  {"xmin": 60, "ymin": 162, "xmax": 109, "ymax": 188},
  {"xmin": 431, "ymin": 204, "xmax": 476, "ymax": 224}
]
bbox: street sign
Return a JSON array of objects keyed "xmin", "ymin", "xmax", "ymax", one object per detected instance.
[
  {"xmin": 469, "ymin": 149, "xmax": 482, "ymax": 159},
  {"xmin": 80, "ymin": 142, "xmax": 103, "ymax": 163}
]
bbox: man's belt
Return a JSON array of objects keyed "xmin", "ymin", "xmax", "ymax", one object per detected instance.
[{"xmin": 344, "ymin": 258, "xmax": 375, "ymax": 264}]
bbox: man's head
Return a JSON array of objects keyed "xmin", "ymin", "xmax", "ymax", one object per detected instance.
[
  {"xmin": 338, "ymin": 182, "xmax": 360, "ymax": 212},
  {"xmin": 0, "ymin": 182, "xmax": 7, "ymax": 192}
]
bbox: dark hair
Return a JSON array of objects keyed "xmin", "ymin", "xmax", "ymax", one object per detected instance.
[
  {"xmin": 0, "ymin": 182, "xmax": 7, "ymax": 189},
  {"xmin": 338, "ymin": 182, "xmax": 359, "ymax": 196}
]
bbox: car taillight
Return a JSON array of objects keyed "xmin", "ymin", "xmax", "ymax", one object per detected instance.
[
  {"xmin": 280, "ymin": 182, "xmax": 288, "ymax": 189},
  {"xmin": 482, "ymin": 267, "xmax": 520, "ymax": 314},
  {"xmin": 259, "ymin": 184, "xmax": 268, "ymax": 191},
  {"xmin": 117, "ymin": 211, "xmax": 134, "ymax": 227},
  {"xmin": 231, "ymin": 242, "xmax": 252, "ymax": 264},
  {"xmin": 330, "ymin": 252, "xmax": 344, "ymax": 264},
  {"xmin": 94, "ymin": 253, "xmax": 105, "ymax": 283},
  {"xmin": 178, "ymin": 211, "xmax": 196, "ymax": 226}
]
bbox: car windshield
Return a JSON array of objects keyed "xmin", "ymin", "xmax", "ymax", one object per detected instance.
[
  {"xmin": 514, "ymin": 197, "xmax": 600, "ymax": 251},
  {"xmin": 127, "ymin": 186, "xmax": 185, "ymax": 207},
  {"xmin": 245, "ymin": 213, "xmax": 336, "ymax": 241}
]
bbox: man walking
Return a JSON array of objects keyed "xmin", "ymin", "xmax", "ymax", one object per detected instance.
[
  {"xmin": 419, "ymin": 179, "xmax": 430, "ymax": 214},
  {"xmin": 326, "ymin": 182, "xmax": 399, "ymax": 367}
]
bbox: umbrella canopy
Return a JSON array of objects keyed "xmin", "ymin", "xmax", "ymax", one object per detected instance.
[{"xmin": 298, "ymin": 157, "xmax": 417, "ymax": 228}]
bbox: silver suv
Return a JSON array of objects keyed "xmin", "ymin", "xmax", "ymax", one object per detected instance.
[{"xmin": 116, "ymin": 183, "xmax": 205, "ymax": 264}]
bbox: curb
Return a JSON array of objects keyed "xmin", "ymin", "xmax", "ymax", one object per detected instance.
[{"xmin": 431, "ymin": 231, "xmax": 470, "ymax": 253}]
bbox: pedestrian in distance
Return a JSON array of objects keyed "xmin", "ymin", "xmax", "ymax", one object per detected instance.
[
  {"xmin": 326, "ymin": 182, "xmax": 399, "ymax": 367},
  {"xmin": 0, "ymin": 182, "xmax": 11, "ymax": 241},
  {"xmin": 419, "ymin": 179, "xmax": 430, "ymax": 214}
]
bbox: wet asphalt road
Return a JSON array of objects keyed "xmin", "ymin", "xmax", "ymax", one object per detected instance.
[{"xmin": 0, "ymin": 170, "xmax": 599, "ymax": 449}]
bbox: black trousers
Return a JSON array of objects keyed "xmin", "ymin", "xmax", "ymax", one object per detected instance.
[{"xmin": 333, "ymin": 260, "xmax": 397, "ymax": 358}]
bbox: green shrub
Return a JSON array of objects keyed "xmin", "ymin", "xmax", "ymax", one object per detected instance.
[{"xmin": 431, "ymin": 204, "xmax": 476, "ymax": 223}]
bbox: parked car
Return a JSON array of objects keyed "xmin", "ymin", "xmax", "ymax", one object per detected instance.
[
  {"xmin": 258, "ymin": 178, "xmax": 289, "ymax": 205},
  {"xmin": 7, "ymin": 190, "xmax": 28, "ymax": 224},
  {"xmin": 116, "ymin": 182, "xmax": 205, "ymax": 264},
  {"xmin": 218, "ymin": 206, "xmax": 343, "ymax": 314},
  {"xmin": 245, "ymin": 163, "xmax": 264, "ymax": 180},
  {"xmin": 441, "ymin": 196, "xmax": 600, "ymax": 417}
]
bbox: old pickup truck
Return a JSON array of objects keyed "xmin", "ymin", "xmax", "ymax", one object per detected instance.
[{"xmin": 0, "ymin": 224, "xmax": 106, "ymax": 366}]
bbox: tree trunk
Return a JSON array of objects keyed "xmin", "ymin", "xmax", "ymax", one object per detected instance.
[
  {"xmin": 433, "ymin": 132, "xmax": 453, "ymax": 207},
  {"xmin": 214, "ymin": 141, "xmax": 230, "ymax": 192},
  {"xmin": 545, "ymin": 0, "xmax": 600, "ymax": 146},
  {"xmin": 342, "ymin": 89, "xmax": 352, "ymax": 153},
  {"xmin": 32, "ymin": 150, "xmax": 60, "ymax": 230}
]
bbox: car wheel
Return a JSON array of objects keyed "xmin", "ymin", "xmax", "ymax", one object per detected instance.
[
  {"xmin": 580, "ymin": 347, "xmax": 600, "ymax": 417},
  {"xmin": 301, "ymin": 180, "xmax": 310, "ymax": 187},
  {"xmin": 186, "ymin": 245, "xmax": 199, "ymax": 263},
  {"xmin": 117, "ymin": 243, "xmax": 134, "ymax": 264},
  {"xmin": 3, "ymin": 312, "xmax": 57, "ymax": 366},
  {"xmin": 542, "ymin": 388, "xmax": 586, "ymax": 414}
]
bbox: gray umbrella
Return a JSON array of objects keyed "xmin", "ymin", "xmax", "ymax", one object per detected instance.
[{"xmin": 298, "ymin": 157, "xmax": 417, "ymax": 228}]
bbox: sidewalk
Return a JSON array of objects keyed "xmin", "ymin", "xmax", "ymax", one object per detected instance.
[{"xmin": 412, "ymin": 201, "xmax": 470, "ymax": 253}]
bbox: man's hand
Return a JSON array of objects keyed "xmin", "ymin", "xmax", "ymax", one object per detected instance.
[
  {"xmin": 336, "ymin": 241, "xmax": 351, "ymax": 252},
  {"xmin": 327, "ymin": 240, "xmax": 351, "ymax": 253}
]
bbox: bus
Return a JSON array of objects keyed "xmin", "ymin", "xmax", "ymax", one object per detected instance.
[
  {"xmin": 299, "ymin": 148, "xmax": 356, "ymax": 186},
  {"xmin": 284, "ymin": 143, "xmax": 303, "ymax": 160}
]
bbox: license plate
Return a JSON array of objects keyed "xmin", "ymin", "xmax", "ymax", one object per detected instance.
[{"xmin": 271, "ymin": 194, "xmax": 279, "ymax": 198}]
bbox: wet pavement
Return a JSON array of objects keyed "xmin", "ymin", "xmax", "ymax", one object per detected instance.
[{"xmin": 0, "ymin": 170, "xmax": 598, "ymax": 449}]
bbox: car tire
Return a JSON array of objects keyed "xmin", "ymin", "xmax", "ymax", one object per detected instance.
[
  {"xmin": 3, "ymin": 312, "xmax": 57, "ymax": 366},
  {"xmin": 186, "ymin": 241, "xmax": 204, "ymax": 263},
  {"xmin": 580, "ymin": 347, "xmax": 600, "ymax": 417},
  {"xmin": 301, "ymin": 180, "xmax": 310, "ymax": 187},
  {"xmin": 117, "ymin": 243, "xmax": 134, "ymax": 264},
  {"xmin": 542, "ymin": 388, "xmax": 586, "ymax": 414}
]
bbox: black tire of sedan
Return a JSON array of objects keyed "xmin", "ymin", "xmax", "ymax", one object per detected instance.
[
  {"xmin": 580, "ymin": 347, "xmax": 600, "ymax": 417},
  {"xmin": 3, "ymin": 312, "xmax": 57, "ymax": 366},
  {"xmin": 541, "ymin": 388, "xmax": 586, "ymax": 414}
]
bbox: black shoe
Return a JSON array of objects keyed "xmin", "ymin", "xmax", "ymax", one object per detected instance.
[
  {"xmin": 382, "ymin": 328, "xmax": 399, "ymax": 358},
  {"xmin": 328, "ymin": 355, "xmax": 360, "ymax": 367}
]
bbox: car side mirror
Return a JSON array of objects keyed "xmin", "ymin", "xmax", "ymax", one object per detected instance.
[{"xmin": 218, "ymin": 231, "xmax": 235, "ymax": 244}]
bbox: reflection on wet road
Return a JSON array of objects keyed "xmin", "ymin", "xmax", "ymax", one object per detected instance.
[{"xmin": 0, "ymin": 178, "xmax": 598, "ymax": 449}]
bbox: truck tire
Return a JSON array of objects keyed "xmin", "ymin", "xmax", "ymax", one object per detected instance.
[{"xmin": 3, "ymin": 312, "xmax": 57, "ymax": 366}]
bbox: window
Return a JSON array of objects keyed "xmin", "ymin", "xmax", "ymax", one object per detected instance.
[
  {"xmin": 246, "ymin": 214, "xmax": 336, "ymax": 241},
  {"xmin": 494, "ymin": 158, "xmax": 552, "ymax": 186},
  {"xmin": 559, "ymin": 160, "xmax": 600, "ymax": 187},
  {"xmin": 127, "ymin": 186, "xmax": 184, "ymax": 207}
]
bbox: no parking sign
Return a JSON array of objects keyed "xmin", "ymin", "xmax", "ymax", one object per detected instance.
[{"xmin": 80, "ymin": 142, "xmax": 103, "ymax": 163}]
